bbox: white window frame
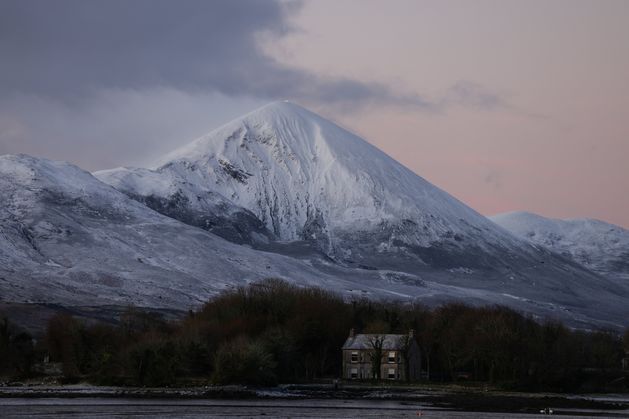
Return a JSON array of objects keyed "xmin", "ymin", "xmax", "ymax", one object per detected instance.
[
  {"xmin": 388, "ymin": 351, "xmax": 396, "ymax": 363},
  {"xmin": 388, "ymin": 368, "xmax": 396, "ymax": 379},
  {"xmin": 351, "ymin": 351, "xmax": 359, "ymax": 363}
]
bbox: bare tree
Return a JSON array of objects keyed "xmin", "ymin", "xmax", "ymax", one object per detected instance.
[
  {"xmin": 399, "ymin": 334, "xmax": 411, "ymax": 382},
  {"xmin": 368, "ymin": 335, "xmax": 385, "ymax": 380}
]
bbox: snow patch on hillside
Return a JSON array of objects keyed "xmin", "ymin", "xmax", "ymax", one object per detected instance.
[{"xmin": 490, "ymin": 211, "xmax": 629, "ymax": 281}]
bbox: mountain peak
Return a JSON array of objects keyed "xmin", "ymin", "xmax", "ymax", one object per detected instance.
[
  {"xmin": 147, "ymin": 101, "xmax": 513, "ymax": 249},
  {"xmin": 228, "ymin": 100, "xmax": 310, "ymax": 124},
  {"xmin": 234, "ymin": 100, "xmax": 332, "ymax": 132},
  {"xmin": 250, "ymin": 100, "xmax": 308, "ymax": 113},
  {"xmin": 0, "ymin": 153, "xmax": 97, "ymax": 193},
  {"xmin": 491, "ymin": 211, "xmax": 625, "ymax": 231},
  {"xmin": 490, "ymin": 211, "xmax": 552, "ymax": 225},
  {"xmin": 157, "ymin": 100, "xmax": 383, "ymax": 173}
]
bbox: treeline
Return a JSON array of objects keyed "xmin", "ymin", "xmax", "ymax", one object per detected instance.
[{"xmin": 2, "ymin": 278, "xmax": 628, "ymax": 391}]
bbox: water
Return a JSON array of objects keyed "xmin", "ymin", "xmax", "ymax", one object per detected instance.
[{"xmin": 1, "ymin": 397, "xmax": 628, "ymax": 418}]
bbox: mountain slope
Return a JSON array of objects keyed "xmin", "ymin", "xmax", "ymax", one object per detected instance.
[
  {"xmin": 97, "ymin": 102, "xmax": 556, "ymax": 271},
  {"xmin": 3, "ymin": 153, "xmax": 588, "ymax": 321},
  {"xmin": 2, "ymin": 102, "xmax": 629, "ymax": 330},
  {"xmin": 94, "ymin": 166, "xmax": 275, "ymax": 245},
  {"xmin": 490, "ymin": 211, "xmax": 629, "ymax": 282},
  {"xmin": 90, "ymin": 101, "xmax": 629, "ymax": 328},
  {"xmin": 0, "ymin": 154, "xmax": 371, "ymax": 308},
  {"xmin": 5, "ymin": 154, "xmax": 608, "ymax": 329}
]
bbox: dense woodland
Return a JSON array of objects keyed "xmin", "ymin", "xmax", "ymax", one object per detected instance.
[{"xmin": 1, "ymin": 279, "xmax": 628, "ymax": 391}]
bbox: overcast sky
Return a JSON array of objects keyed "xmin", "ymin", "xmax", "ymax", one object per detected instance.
[{"xmin": 1, "ymin": 0, "xmax": 628, "ymax": 227}]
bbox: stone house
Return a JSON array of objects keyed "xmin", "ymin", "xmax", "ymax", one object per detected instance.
[{"xmin": 341, "ymin": 329, "xmax": 421, "ymax": 381}]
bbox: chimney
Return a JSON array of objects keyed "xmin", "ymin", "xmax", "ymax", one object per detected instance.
[{"xmin": 349, "ymin": 328, "xmax": 355, "ymax": 338}]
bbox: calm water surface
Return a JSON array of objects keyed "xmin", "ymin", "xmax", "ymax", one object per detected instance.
[{"xmin": 2, "ymin": 397, "xmax": 629, "ymax": 418}]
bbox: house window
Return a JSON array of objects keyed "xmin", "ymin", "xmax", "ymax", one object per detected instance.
[
  {"xmin": 350, "ymin": 368, "xmax": 358, "ymax": 379},
  {"xmin": 388, "ymin": 351, "xmax": 396, "ymax": 363},
  {"xmin": 351, "ymin": 351, "xmax": 359, "ymax": 363},
  {"xmin": 388, "ymin": 368, "xmax": 396, "ymax": 379}
]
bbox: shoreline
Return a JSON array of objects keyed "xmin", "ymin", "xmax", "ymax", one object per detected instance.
[{"xmin": 2, "ymin": 383, "xmax": 629, "ymax": 415}]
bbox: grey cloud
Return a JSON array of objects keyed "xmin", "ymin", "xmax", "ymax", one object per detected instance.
[
  {"xmin": 1, "ymin": 0, "xmax": 291, "ymax": 98},
  {"xmin": 0, "ymin": 0, "xmax": 507, "ymax": 171},
  {"xmin": 0, "ymin": 0, "xmax": 436, "ymax": 110},
  {"xmin": 0, "ymin": 0, "xmax": 507, "ymax": 112},
  {"xmin": 0, "ymin": 89, "xmax": 268, "ymax": 170},
  {"xmin": 442, "ymin": 81, "xmax": 504, "ymax": 110}
]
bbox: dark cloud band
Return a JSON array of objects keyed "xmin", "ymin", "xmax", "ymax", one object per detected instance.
[{"xmin": 0, "ymin": 0, "xmax": 437, "ymax": 109}]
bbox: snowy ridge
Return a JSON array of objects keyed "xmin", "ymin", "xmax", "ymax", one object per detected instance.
[
  {"xmin": 95, "ymin": 165, "xmax": 274, "ymax": 244},
  {"xmin": 490, "ymin": 211, "xmax": 629, "ymax": 281}
]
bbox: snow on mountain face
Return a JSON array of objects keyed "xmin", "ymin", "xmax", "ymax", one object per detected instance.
[
  {"xmin": 8, "ymin": 154, "xmax": 626, "ymax": 330},
  {"xmin": 94, "ymin": 166, "xmax": 274, "ymax": 245},
  {"xmin": 0, "ymin": 154, "xmax": 433, "ymax": 308},
  {"xmin": 160, "ymin": 101, "xmax": 485, "ymax": 242},
  {"xmin": 3, "ymin": 103, "xmax": 629, "ymax": 330},
  {"xmin": 98, "ymin": 102, "xmax": 538, "ymax": 269},
  {"xmin": 490, "ymin": 211, "xmax": 629, "ymax": 281}
]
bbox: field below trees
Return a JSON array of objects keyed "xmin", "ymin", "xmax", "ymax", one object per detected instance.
[{"xmin": 1, "ymin": 279, "xmax": 629, "ymax": 392}]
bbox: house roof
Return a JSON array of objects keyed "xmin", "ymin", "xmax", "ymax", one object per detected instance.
[{"xmin": 342, "ymin": 334, "xmax": 409, "ymax": 350}]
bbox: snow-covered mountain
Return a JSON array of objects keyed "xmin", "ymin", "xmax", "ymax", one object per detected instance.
[
  {"xmin": 2, "ymin": 102, "xmax": 629, "ymax": 330},
  {"xmin": 490, "ymin": 211, "xmax": 629, "ymax": 282},
  {"xmin": 96, "ymin": 102, "xmax": 552, "ymax": 271},
  {"xmin": 0, "ymin": 153, "xmax": 459, "ymax": 308}
]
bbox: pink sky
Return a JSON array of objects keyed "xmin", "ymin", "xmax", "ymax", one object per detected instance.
[
  {"xmin": 265, "ymin": 0, "xmax": 629, "ymax": 227},
  {"xmin": 1, "ymin": 0, "xmax": 627, "ymax": 228}
]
